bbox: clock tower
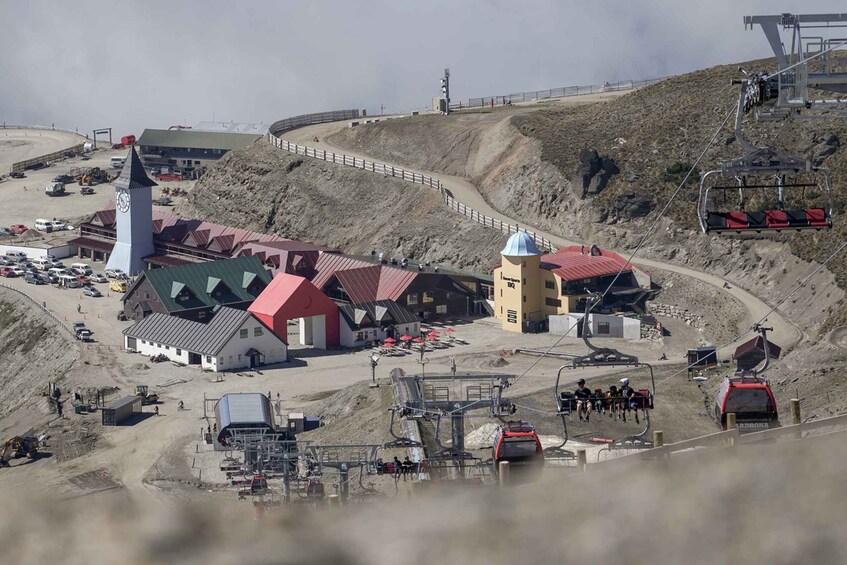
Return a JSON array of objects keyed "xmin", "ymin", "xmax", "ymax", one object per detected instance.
[{"xmin": 105, "ymin": 146, "xmax": 157, "ymax": 275}]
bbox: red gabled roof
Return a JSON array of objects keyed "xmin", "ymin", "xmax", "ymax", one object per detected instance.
[
  {"xmin": 313, "ymin": 254, "xmax": 374, "ymax": 289},
  {"xmin": 313, "ymin": 253, "xmax": 418, "ymax": 302},
  {"xmin": 336, "ymin": 267, "xmax": 381, "ymax": 303},
  {"xmin": 376, "ymin": 267, "xmax": 418, "ymax": 301},
  {"xmin": 540, "ymin": 246, "xmax": 632, "ymax": 281}
]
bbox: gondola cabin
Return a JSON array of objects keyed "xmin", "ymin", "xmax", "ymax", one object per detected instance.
[
  {"xmin": 714, "ymin": 374, "xmax": 779, "ymax": 431},
  {"xmin": 492, "ymin": 421, "xmax": 544, "ymax": 480}
]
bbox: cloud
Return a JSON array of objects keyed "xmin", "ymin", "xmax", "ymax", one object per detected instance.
[{"xmin": 0, "ymin": 0, "xmax": 845, "ymax": 134}]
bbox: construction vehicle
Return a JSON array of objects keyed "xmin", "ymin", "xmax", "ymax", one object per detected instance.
[
  {"xmin": 135, "ymin": 385, "xmax": 159, "ymax": 405},
  {"xmin": 78, "ymin": 167, "xmax": 112, "ymax": 187},
  {"xmin": 0, "ymin": 436, "xmax": 39, "ymax": 467}
]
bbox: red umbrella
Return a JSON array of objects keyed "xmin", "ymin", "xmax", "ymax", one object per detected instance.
[
  {"xmin": 412, "ymin": 337, "xmax": 424, "ymax": 343},
  {"xmin": 383, "ymin": 337, "xmax": 396, "ymax": 344},
  {"xmin": 443, "ymin": 328, "xmax": 455, "ymax": 333},
  {"xmin": 426, "ymin": 332, "xmax": 439, "ymax": 340},
  {"xmin": 428, "ymin": 329, "xmax": 440, "ymax": 335},
  {"xmin": 399, "ymin": 335, "xmax": 413, "ymax": 341}
]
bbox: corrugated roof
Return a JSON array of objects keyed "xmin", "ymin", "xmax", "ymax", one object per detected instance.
[
  {"xmin": 137, "ymin": 129, "xmax": 262, "ymax": 151},
  {"xmin": 123, "ymin": 306, "xmax": 267, "ymax": 355},
  {"xmin": 540, "ymin": 246, "xmax": 632, "ymax": 282},
  {"xmin": 115, "ymin": 146, "xmax": 157, "ymax": 190},
  {"xmin": 214, "ymin": 393, "xmax": 274, "ymax": 439},
  {"xmin": 135, "ymin": 255, "xmax": 271, "ymax": 313},
  {"xmin": 733, "ymin": 336, "xmax": 782, "ymax": 360},
  {"xmin": 312, "ymin": 254, "xmax": 418, "ymax": 302},
  {"xmin": 338, "ymin": 300, "xmax": 419, "ymax": 330}
]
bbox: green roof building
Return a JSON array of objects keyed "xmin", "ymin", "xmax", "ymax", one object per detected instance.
[
  {"xmin": 121, "ymin": 255, "xmax": 272, "ymax": 322},
  {"xmin": 136, "ymin": 128, "xmax": 262, "ymax": 177}
]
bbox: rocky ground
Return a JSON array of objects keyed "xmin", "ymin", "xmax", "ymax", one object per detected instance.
[{"xmin": 177, "ymin": 141, "xmax": 506, "ymax": 272}]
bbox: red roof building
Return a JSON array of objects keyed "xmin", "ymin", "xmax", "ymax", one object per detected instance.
[{"xmin": 249, "ymin": 273, "xmax": 340, "ymax": 349}]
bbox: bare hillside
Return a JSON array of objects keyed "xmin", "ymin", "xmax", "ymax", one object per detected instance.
[
  {"xmin": 327, "ymin": 60, "xmax": 847, "ymax": 335},
  {"xmin": 178, "ymin": 141, "xmax": 506, "ymax": 272}
]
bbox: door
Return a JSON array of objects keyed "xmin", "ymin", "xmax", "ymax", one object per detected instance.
[{"xmin": 188, "ymin": 352, "xmax": 201, "ymax": 365}]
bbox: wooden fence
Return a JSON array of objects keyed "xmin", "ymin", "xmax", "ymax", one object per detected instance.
[{"xmin": 267, "ymin": 133, "xmax": 557, "ymax": 252}]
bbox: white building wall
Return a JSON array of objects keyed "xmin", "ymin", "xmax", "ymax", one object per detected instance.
[
  {"xmin": 124, "ymin": 316, "xmax": 287, "ymax": 372},
  {"xmin": 339, "ymin": 316, "xmax": 421, "ymax": 348},
  {"xmin": 549, "ymin": 313, "xmax": 640, "ymax": 340}
]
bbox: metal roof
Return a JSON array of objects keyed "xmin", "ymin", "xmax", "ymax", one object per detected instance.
[
  {"xmin": 501, "ymin": 232, "xmax": 541, "ymax": 256},
  {"xmin": 104, "ymin": 396, "xmax": 143, "ymax": 411},
  {"xmin": 136, "ymin": 129, "xmax": 262, "ymax": 151},
  {"xmin": 132, "ymin": 255, "xmax": 271, "ymax": 313},
  {"xmin": 312, "ymin": 254, "xmax": 418, "ymax": 302},
  {"xmin": 115, "ymin": 146, "xmax": 158, "ymax": 190},
  {"xmin": 733, "ymin": 336, "xmax": 782, "ymax": 360},
  {"xmin": 338, "ymin": 299, "xmax": 419, "ymax": 329},
  {"xmin": 214, "ymin": 393, "xmax": 274, "ymax": 436},
  {"xmin": 123, "ymin": 306, "xmax": 274, "ymax": 355},
  {"xmin": 540, "ymin": 246, "xmax": 632, "ymax": 281}
]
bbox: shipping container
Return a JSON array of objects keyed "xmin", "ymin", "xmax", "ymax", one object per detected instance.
[{"xmin": 101, "ymin": 395, "xmax": 143, "ymax": 426}]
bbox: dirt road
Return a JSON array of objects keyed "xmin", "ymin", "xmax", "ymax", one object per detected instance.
[
  {"xmin": 0, "ymin": 128, "xmax": 87, "ymax": 172},
  {"xmin": 280, "ymin": 117, "xmax": 803, "ymax": 357}
]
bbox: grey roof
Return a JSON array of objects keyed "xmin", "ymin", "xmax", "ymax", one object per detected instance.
[
  {"xmin": 115, "ymin": 146, "xmax": 157, "ymax": 190},
  {"xmin": 214, "ymin": 393, "xmax": 274, "ymax": 439},
  {"xmin": 123, "ymin": 306, "xmax": 276, "ymax": 356},
  {"xmin": 137, "ymin": 129, "xmax": 262, "ymax": 151},
  {"xmin": 338, "ymin": 299, "xmax": 419, "ymax": 330}
]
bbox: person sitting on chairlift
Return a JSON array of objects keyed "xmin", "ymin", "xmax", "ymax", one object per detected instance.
[
  {"xmin": 619, "ymin": 377, "xmax": 639, "ymax": 424},
  {"xmin": 607, "ymin": 385, "xmax": 621, "ymax": 419},
  {"xmin": 574, "ymin": 379, "xmax": 592, "ymax": 422}
]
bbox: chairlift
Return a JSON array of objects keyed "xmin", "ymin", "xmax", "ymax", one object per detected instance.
[
  {"xmin": 553, "ymin": 294, "xmax": 656, "ymax": 452},
  {"xmin": 697, "ymin": 73, "xmax": 834, "ymax": 235},
  {"xmin": 714, "ymin": 325, "xmax": 780, "ymax": 432}
]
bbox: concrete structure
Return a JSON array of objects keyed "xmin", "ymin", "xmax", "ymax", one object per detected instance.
[
  {"xmin": 249, "ymin": 273, "xmax": 340, "ymax": 349},
  {"xmin": 105, "ymin": 146, "xmax": 157, "ymax": 275},
  {"xmin": 493, "ymin": 235, "xmax": 653, "ymax": 333},
  {"xmin": 550, "ymin": 313, "xmax": 641, "ymax": 340},
  {"xmin": 338, "ymin": 300, "xmax": 420, "ymax": 348},
  {"xmin": 122, "ymin": 255, "xmax": 271, "ymax": 321},
  {"xmin": 123, "ymin": 306, "xmax": 287, "ymax": 371}
]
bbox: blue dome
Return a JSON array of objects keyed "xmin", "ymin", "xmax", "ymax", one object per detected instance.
[{"xmin": 501, "ymin": 232, "xmax": 541, "ymax": 256}]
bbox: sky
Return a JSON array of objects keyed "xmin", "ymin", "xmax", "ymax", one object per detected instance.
[{"xmin": 1, "ymin": 0, "xmax": 845, "ymax": 136}]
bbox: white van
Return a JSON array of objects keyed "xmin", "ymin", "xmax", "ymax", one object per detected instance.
[
  {"xmin": 48, "ymin": 267, "xmax": 72, "ymax": 278},
  {"xmin": 58, "ymin": 274, "xmax": 81, "ymax": 288},
  {"xmin": 70, "ymin": 262, "xmax": 92, "ymax": 275},
  {"xmin": 111, "ymin": 156, "xmax": 126, "ymax": 169},
  {"xmin": 32, "ymin": 257, "xmax": 52, "ymax": 271},
  {"xmin": 34, "ymin": 219, "xmax": 53, "ymax": 231}
]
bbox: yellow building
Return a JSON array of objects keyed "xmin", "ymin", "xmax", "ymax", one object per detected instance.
[{"xmin": 493, "ymin": 234, "xmax": 651, "ymax": 333}]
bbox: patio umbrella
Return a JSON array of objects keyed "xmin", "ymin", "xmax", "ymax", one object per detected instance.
[
  {"xmin": 426, "ymin": 332, "xmax": 440, "ymax": 340},
  {"xmin": 412, "ymin": 337, "xmax": 424, "ymax": 343},
  {"xmin": 399, "ymin": 335, "xmax": 413, "ymax": 341},
  {"xmin": 383, "ymin": 337, "xmax": 396, "ymax": 344},
  {"xmin": 428, "ymin": 329, "xmax": 440, "ymax": 335}
]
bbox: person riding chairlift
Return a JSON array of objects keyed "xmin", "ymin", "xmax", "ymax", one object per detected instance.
[
  {"xmin": 619, "ymin": 377, "xmax": 640, "ymax": 424},
  {"xmin": 574, "ymin": 379, "xmax": 592, "ymax": 422}
]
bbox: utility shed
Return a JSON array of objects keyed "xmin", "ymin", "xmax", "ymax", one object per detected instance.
[
  {"xmin": 101, "ymin": 396, "xmax": 143, "ymax": 426},
  {"xmin": 214, "ymin": 393, "xmax": 274, "ymax": 445},
  {"xmin": 733, "ymin": 336, "xmax": 781, "ymax": 371}
]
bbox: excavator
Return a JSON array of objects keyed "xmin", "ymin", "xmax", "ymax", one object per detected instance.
[
  {"xmin": 135, "ymin": 385, "xmax": 159, "ymax": 405},
  {"xmin": 0, "ymin": 436, "xmax": 39, "ymax": 467}
]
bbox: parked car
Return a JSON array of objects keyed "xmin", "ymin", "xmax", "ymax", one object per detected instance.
[
  {"xmin": 10, "ymin": 267, "xmax": 25, "ymax": 277},
  {"xmin": 48, "ymin": 260, "xmax": 64, "ymax": 268},
  {"xmin": 0, "ymin": 267, "xmax": 15, "ymax": 277},
  {"xmin": 105, "ymin": 268, "xmax": 125, "ymax": 279},
  {"xmin": 0, "ymin": 227, "xmax": 13, "ymax": 236},
  {"xmin": 75, "ymin": 329, "xmax": 93, "ymax": 342},
  {"xmin": 10, "ymin": 224, "xmax": 28, "ymax": 234},
  {"xmin": 47, "ymin": 273, "xmax": 59, "ymax": 283},
  {"xmin": 109, "ymin": 279, "xmax": 128, "ymax": 293},
  {"xmin": 82, "ymin": 286, "xmax": 102, "ymax": 297},
  {"xmin": 50, "ymin": 220, "xmax": 67, "ymax": 231},
  {"xmin": 25, "ymin": 274, "xmax": 46, "ymax": 285},
  {"xmin": 53, "ymin": 174, "xmax": 73, "ymax": 184},
  {"xmin": 75, "ymin": 275, "xmax": 90, "ymax": 285},
  {"xmin": 18, "ymin": 261, "xmax": 34, "ymax": 270},
  {"xmin": 90, "ymin": 273, "xmax": 108, "ymax": 283},
  {"xmin": 5, "ymin": 251, "xmax": 27, "ymax": 260},
  {"xmin": 9, "ymin": 171, "xmax": 25, "ymax": 179}
]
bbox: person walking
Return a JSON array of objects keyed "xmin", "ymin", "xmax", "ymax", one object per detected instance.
[{"xmin": 77, "ymin": 304, "xmax": 81, "ymax": 313}]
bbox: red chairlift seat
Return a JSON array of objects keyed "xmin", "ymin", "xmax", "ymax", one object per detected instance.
[{"xmin": 706, "ymin": 208, "xmax": 831, "ymax": 233}]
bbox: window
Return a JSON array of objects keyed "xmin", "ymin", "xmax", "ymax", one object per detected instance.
[
  {"xmin": 240, "ymin": 329, "xmax": 248, "ymax": 339},
  {"xmin": 198, "ymin": 311, "xmax": 206, "ymax": 321},
  {"xmin": 522, "ymin": 261, "xmax": 526, "ymax": 267},
  {"xmin": 523, "ymin": 295, "xmax": 526, "ymax": 303},
  {"xmin": 356, "ymin": 331, "xmax": 363, "ymax": 341},
  {"xmin": 408, "ymin": 293, "xmax": 418, "ymax": 305},
  {"xmin": 423, "ymin": 291, "xmax": 434, "ymax": 303},
  {"xmin": 523, "ymin": 278, "xmax": 526, "ymax": 285},
  {"xmin": 145, "ymin": 292, "xmax": 150, "ymax": 299},
  {"xmin": 598, "ymin": 322, "xmax": 611, "ymax": 335},
  {"xmin": 238, "ymin": 354, "xmax": 242, "ymax": 362},
  {"xmin": 254, "ymin": 326, "xmax": 263, "ymax": 337},
  {"xmin": 545, "ymin": 280, "xmax": 555, "ymax": 290},
  {"xmin": 206, "ymin": 355, "xmax": 212, "ymax": 363},
  {"xmin": 195, "ymin": 160, "xmax": 200, "ymax": 165},
  {"xmin": 229, "ymin": 356, "xmax": 233, "ymax": 363},
  {"xmin": 176, "ymin": 349, "xmax": 182, "ymax": 356},
  {"xmin": 436, "ymin": 304, "xmax": 447, "ymax": 314},
  {"xmin": 157, "ymin": 343, "xmax": 161, "ymax": 348},
  {"xmin": 545, "ymin": 297, "xmax": 561, "ymax": 307},
  {"xmin": 165, "ymin": 345, "xmax": 170, "ymax": 350},
  {"xmin": 500, "ymin": 289, "xmax": 503, "ymax": 297}
]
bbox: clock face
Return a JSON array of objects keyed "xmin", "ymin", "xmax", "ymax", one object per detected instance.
[{"xmin": 117, "ymin": 189, "xmax": 130, "ymax": 213}]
